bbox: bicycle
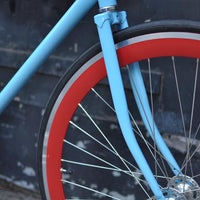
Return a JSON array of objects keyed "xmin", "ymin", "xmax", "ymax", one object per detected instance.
[{"xmin": 0, "ymin": 0, "xmax": 200, "ymax": 199}]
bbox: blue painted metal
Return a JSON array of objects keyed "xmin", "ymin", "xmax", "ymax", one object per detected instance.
[
  {"xmin": 128, "ymin": 62, "xmax": 181, "ymax": 175},
  {"xmin": 98, "ymin": 0, "xmax": 117, "ymax": 8},
  {"xmin": 97, "ymin": 0, "xmax": 181, "ymax": 181},
  {"xmin": 94, "ymin": 11, "xmax": 165, "ymax": 200},
  {"xmin": 94, "ymin": 11, "xmax": 128, "ymax": 29},
  {"xmin": 0, "ymin": 0, "xmax": 98, "ymax": 114}
]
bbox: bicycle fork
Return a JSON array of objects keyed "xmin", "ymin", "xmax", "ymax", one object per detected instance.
[{"xmin": 95, "ymin": 0, "xmax": 181, "ymax": 199}]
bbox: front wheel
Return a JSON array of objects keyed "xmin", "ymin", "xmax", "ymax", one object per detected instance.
[{"xmin": 38, "ymin": 21, "xmax": 200, "ymax": 199}]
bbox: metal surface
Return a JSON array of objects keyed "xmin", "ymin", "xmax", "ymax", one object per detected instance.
[
  {"xmin": 168, "ymin": 176, "xmax": 200, "ymax": 200},
  {"xmin": 99, "ymin": 5, "xmax": 117, "ymax": 13}
]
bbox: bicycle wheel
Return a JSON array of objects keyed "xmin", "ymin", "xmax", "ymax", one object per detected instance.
[{"xmin": 38, "ymin": 20, "xmax": 200, "ymax": 199}]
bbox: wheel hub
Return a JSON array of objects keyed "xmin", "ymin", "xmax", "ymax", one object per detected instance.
[
  {"xmin": 168, "ymin": 176, "xmax": 200, "ymax": 200},
  {"xmin": 149, "ymin": 176, "xmax": 200, "ymax": 200}
]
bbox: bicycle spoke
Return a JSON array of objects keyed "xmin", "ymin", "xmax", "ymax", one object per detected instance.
[
  {"xmin": 126, "ymin": 64, "xmax": 156, "ymax": 136},
  {"xmin": 148, "ymin": 58, "xmax": 158, "ymax": 180},
  {"xmin": 62, "ymin": 159, "xmax": 130, "ymax": 172},
  {"xmin": 189, "ymin": 120, "xmax": 200, "ymax": 152},
  {"xmin": 64, "ymin": 140, "xmax": 128, "ymax": 174},
  {"xmin": 78, "ymin": 103, "xmax": 155, "ymax": 198},
  {"xmin": 61, "ymin": 159, "xmax": 168, "ymax": 180},
  {"xmin": 174, "ymin": 58, "xmax": 200, "ymax": 178},
  {"xmin": 69, "ymin": 120, "xmax": 139, "ymax": 172},
  {"xmin": 78, "ymin": 103, "xmax": 136, "ymax": 176},
  {"xmin": 179, "ymin": 142, "xmax": 200, "ymax": 174},
  {"xmin": 180, "ymin": 119, "xmax": 200, "ymax": 173},
  {"xmin": 92, "ymin": 88, "xmax": 115, "ymax": 112},
  {"xmin": 172, "ymin": 56, "xmax": 187, "ymax": 142},
  {"xmin": 172, "ymin": 57, "xmax": 189, "ymax": 176},
  {"xmin": 180, "ymin": 119, "xmax": 200, "ymax": 175},
  {"xmin": 61, "ymin": 159, "xmax": 149, "ymax": 184},
  {"xmin": 64, "ymin": 139, "xmax": 153, "ymax": 199},
  {"xmin": 79, "ymin": 101, "xmax": 160, "ymax": 198},
  {"xmin": 127, "ymin": 64, "xmax": 174, "ymax": 177},
  {"xmin": 61, "ymin": 179, "xmax": 121, "ymax": 200},
  {"xmin": 130, "ymin": 113, "xmax": 171, "ymax": 179},
  {"xmin": 181, "ymin": 187, "xmax": 200, "ymax": 195},
  {"xmin": 186, "ymin": 58, "xmax": 199, "ymax": 177},
  {"xmin": 192, "ymin": 173, "xmax": 200, "ymax": 179},
  {"xmin": 92, "ymin": 87, "xmax": 175, "ymax": 180},
  {"xmin": 92, "ymin": 87, "xmax": 170, "ymax": 179}
]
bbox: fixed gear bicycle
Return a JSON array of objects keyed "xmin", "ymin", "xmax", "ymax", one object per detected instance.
[{"xmin": 0, "ymin": 0, "xmax": 200, "ymax": 199}]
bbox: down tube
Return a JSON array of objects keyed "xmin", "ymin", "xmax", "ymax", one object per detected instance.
[
  {"xmin": 95, "ymin": 16, "xmax": 165, "ymax": 200},
  {"xmin": 0, "ymin": 0, "xmax": 98, "ymax": 115}
]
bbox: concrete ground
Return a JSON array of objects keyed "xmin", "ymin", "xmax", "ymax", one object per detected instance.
[{"xmin": 0, "ymin": 180, "xmax": 41, "ymax": 200}]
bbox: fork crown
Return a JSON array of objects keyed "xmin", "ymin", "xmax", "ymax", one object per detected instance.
[
  {"xmin": 96, "ymin": 0, "xmax": 128, "ymax": 29},
  {"xmin": 94, "ymin": 11, "xmax": 128, "ymax": 29}
]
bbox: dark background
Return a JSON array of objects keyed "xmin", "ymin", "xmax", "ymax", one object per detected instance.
[{"xmin": 0, "ymin": 0, "xmax": 200, "ymax": 193}]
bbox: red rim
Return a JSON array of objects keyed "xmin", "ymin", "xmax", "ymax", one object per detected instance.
[{"xmin": 45, "ymin": 37, "xmax": 200, "ymax": 199}]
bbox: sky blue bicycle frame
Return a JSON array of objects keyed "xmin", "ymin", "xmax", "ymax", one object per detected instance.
[{"xmin": 0, "ymin": 0, "xmax": 182, "ymax": 199}]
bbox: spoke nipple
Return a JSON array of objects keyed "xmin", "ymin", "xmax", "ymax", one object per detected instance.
[{"xmin": 60, "ymin": 168, "xmax": 67, "ymax": 173}]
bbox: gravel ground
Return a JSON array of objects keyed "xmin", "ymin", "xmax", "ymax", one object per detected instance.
[{"xmin": 0, "ymin": 180, "xmax": 41, "ymax": 200}]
